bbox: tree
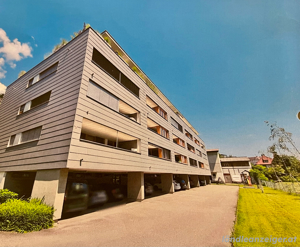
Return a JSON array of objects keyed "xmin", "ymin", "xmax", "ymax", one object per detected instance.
[
  {"xmin": 18, "ymin": 71, "xmax": 26, "ymax": 78},
  {"xmin": 265, "ymin": 121, "xmax": 300, "ymax": 182},
  {"xmin": 51, "ymin": 23, "xmax": 91, "ymax": 55},
  {"xmin": 250, "ymin": 165, "xmax": 269, "ymax": 184}
]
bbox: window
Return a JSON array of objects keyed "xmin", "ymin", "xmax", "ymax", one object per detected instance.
[
  {"xmin": 187, "ymin": 143, "xmax": 195, "ymax": 153},
  {"xmin": 8, "ymin": 126, "xmax": 42, "ymax": 147},
  {"xmin": 198, "ymin": 161, "xmax": 204, "ymax": 168},
  {"xmin": 194, "ymin": 138, "xmax": 200, "ymax": 146},
  {"xmin": 185, "ymin": 130, "xmax": 193, "ymax": 140},
  {"xmin": 189, "ymin": 158, "xmax": 198, "ymax": 167},
  {"xmin": 19, "ymin": 91, "xmax": 51, "ymax": 115},
  {"xmin": 172, "ymin": 134, "xmax": 185, "ymax": 148},
  {"xmin": 196, "ymin": 149, "xmax": 202, "ymax": 157},
  {"xmin": 80, "ymin": 118, "xmax": 140, "ymax": 153},
  {"xmin": 28, "ymin": 62, "xmax": 58, "ymax": 87},
  {"xmin": 148, "ymin": 143, "xmax": 171, "ymax": 160},
  {"xmin": 147, "ymin": 118, "xmax": 169, "ymax": 139},
  {"xmin": 92, "ymin": 48, "xmax": 139, "ymax": 97},
  {"xmin": 87, "ymin": 81, "xmax": 140, "ymax": 122},
  {"xmin": 170, "ymin": 117, "xmax": 183, "ymax": 132},
  {"xmin": 175, "ymin": 153, "xmax": 188, "ymax": 164},
  {"xmin": 146, "ymin": 96, "xmax": 168, "ymax": 120}
]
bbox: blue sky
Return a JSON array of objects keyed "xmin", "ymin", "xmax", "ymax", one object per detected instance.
[{"xmin": 0, "ymin": 0, "xmax": 299, "ymax": 157}]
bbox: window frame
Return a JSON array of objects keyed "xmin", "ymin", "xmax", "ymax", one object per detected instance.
[
  {"xmin": 27, "ymin": 62, "xmax": 58, "ymax": 88},
  {"xmin": 7, "ymin": 126, "xmax": 42, "ymax": 147}
]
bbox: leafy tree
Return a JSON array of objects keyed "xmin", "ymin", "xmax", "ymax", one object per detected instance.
[
  {"xmin": 265, "ymin": 121, "xmax": 300, "ymax": 182},
  {"xmin": 18, "ymin": 70, "xmax": 26, "ymax": 78},
  {"xmin": 250, "ymin": 165, "xmax": 269, "ymax": 183},
  {"xmin": 52, "ymin": 23, "xmax": 91, "ymax": 54}
]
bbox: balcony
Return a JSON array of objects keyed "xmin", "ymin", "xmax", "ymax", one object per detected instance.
[
  {"xmin": 80, "ymin": 118, "xmax": 140, "ymax": 153},
  {"xmin": 147, "ymin": 118, "xmax": 169, "ymax": 139}
]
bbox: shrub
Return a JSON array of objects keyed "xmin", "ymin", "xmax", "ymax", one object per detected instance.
[
  {"xmin": 0, "ymin": 198, "xmax": 54, "ymax": 233},
  {"xmin": 0, "ymin": 189, "xmax": 18, "ymax": 204}
]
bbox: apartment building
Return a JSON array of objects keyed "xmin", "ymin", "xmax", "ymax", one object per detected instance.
[{"xmin": 0, "ymin": 27, "xmax": 211, "ymax": 219}]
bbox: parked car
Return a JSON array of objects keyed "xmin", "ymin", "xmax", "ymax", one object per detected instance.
[
  {"xmin": 63, "ymin": 182, "xmax": 89, "ymax": 213},
  {"xmin": 173, "ymin": 180, "xmax": 181, "ymax": 191},
  {"xmin": 145, "ymin": 182, "xmax": 154, "ymax": 195},
  {"xmin": 104, "ymin": 184, "xmax": 124, "ymax": 201},
  {"xmin": 88, "ymin": 185, "xmax": 108, "ymax": 207},
  {"xmin": 177, "ymin": 178, "xmax": 187, "ymax": 190},
  {"xmin": 153, "ymin": 182, "xmax": 162, "ymax": 191}
]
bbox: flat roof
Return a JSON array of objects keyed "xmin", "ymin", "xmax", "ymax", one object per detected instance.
[
  {"xmin": 206, "ymin": 149, "xmax": 219, "ymax": 152},
  {"xmin": 220, "ymin": 157, "xmax": 250, "ymax": 162}
]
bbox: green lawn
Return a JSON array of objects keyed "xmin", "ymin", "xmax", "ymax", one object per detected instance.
[{"xmin": 233, "ymin": 187, "xmax": 300, "ymax": 246}]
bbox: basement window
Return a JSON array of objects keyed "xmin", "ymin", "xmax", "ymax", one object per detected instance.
[
  {"xmin": 19, "ymin": 91, "xmax": 51, "ymax": 115},
  {"xmin": 80, "ymin": 118, "xmax": 140, "ymax": 153},
  {"xmin": 28, "ymin": 62, "xmax": 58, "ymax": 87}
]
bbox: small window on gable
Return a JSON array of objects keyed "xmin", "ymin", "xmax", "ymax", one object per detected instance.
[{"xmin": 28, "ymin": 62, "xmax": 58, "ymax": 87}]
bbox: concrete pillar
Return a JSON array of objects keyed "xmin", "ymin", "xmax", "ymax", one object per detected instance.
[
  {"xmin": 31, "ymin": 169, "xmax": 68, "ymax": 220},
  {"xmin": 0, "ymin": 172, "xmax": 6, "ymax": 189},
  {"xmin": 205, "ymin": 176, "xmax": 211, "ymax": 185},
  {"xmin": 127, "ymin": 172, "xmax": 144, "ymax": 202},
  {"xmin": 182, "ymin": 174, "xmax": 190, "ymax": 190},
  {"xmin": 190, "ymin": 175, "xmax": 200, "ymax": 188},
  {"xmin": 161, "ymin": 173, "xmax": 174, "ymax": 194}
]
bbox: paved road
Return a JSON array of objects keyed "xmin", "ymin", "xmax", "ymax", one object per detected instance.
[{"xmin": 0, "ymin": 185, "xmax": 239, "ymax": 247}]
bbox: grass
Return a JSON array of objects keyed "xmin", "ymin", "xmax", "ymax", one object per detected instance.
[{"xmin": 233, "ymin": 187, "xmax": 300, "ymax": 246}]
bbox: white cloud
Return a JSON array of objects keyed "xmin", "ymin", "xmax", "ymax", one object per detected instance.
[
  {"xmin": 0, "ymin": 82, "xmax": 6, "ymax": 94},
  {"xmin": 8, "ymin": 62, "xmax": 16, "ymax": 69},
  {"xmin": 0, "ymin": 28, "xmax": 32, "ymax": 61},
  {"xmin": 0, "ymin": 58, "xmax": 6, "ymax": 79},
  {"xmin": 0, "ymin": 28, "xmax": 33, "ymax": 79}
]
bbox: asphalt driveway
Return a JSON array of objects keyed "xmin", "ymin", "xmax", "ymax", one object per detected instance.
[{"xmin": 0, "ymin": 185, "xmax": 239, "ymax": 247}]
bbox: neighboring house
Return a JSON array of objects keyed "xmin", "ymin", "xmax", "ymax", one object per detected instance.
[
  {"xmin": 252, "ymin": 155, "xmax": 273, "ymax": 168},
  {"xmin": 0, "ymin": 27, "xmax": 211, "ymax": 220},
  {"xmin": 249, "ymin": 156, "xmax": 260, "ymax": 165},
  {"xmin": 207, "ymin": 149, "xmax": 252, "ymax": 183}
]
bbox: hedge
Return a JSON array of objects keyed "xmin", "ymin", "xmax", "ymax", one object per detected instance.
[
  {"xmin": 0, "ymin": 198, "xmax": 54, "ymax": 233},
  {"xmin": 0, "ymin": 189, "xmax": 18, "ymax": 204}
]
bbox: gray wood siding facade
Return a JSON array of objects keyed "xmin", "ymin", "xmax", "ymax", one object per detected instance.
[
  {"xmin": 0, "ymin": 31, "xmax": 89, "ymax": 172},
  {"xmin": 68, "ymin": 29, "xmax": 210, "ymax": 176}
]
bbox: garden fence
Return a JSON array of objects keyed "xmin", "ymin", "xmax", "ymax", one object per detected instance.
[{"xmin": 262, "ymin": 180, "xmax": 300, "ymax": 194}]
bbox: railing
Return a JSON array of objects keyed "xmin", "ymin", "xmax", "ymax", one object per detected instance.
[{"xmin": 262, "ymin": 180, "xmax": 300, "ymax": 194}]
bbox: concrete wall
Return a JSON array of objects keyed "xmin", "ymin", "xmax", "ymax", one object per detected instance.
[
  {"xmin": 0, "ymin": 31, "xmax": 89, "ymax": 172},
  {"xmin": 207, "ymin": 151, "xmax": 225, "ymax": 182},
  {"xmin": 67, "ymin": 28, "xmax": 211, "ymax": 176}
]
